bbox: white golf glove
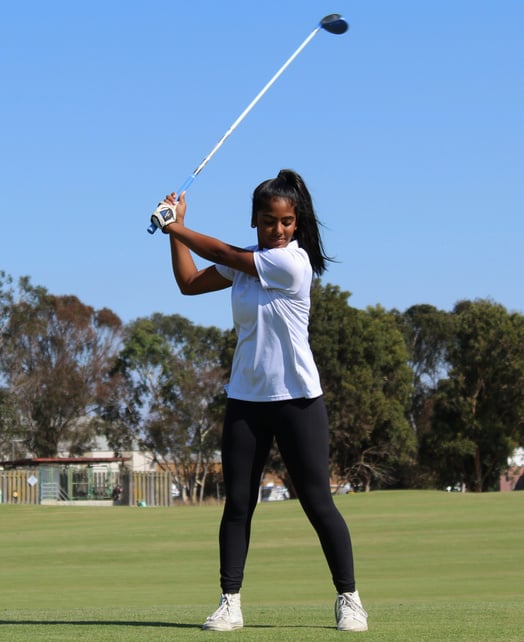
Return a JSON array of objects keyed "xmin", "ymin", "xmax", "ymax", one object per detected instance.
[{"xmin": 150, "ymin": 200, "xmax": 177, "ymax": 232}]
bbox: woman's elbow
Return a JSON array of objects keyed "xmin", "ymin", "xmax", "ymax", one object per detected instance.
[{"xmin": 178, "ymin": 282, "xmax": 199, "ymax": 295}]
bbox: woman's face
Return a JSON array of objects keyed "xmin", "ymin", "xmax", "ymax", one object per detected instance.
[{"xmin": 255, "ymin": 197, "xmax": 297, "ymax": 250}]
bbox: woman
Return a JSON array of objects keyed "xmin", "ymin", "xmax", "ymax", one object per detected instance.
[{"xmin": 157, "ymin": 169, "xmax": 367, "ymax": 632}]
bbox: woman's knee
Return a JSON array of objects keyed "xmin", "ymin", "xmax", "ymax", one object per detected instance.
[{"xmin": 223, "ymin": 488, "xmax": 258, "ymax": 522}]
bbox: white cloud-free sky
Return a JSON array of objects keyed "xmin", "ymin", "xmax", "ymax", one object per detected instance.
[{"xmin": 2, "ymin": 1, "xmax": 522, "ymax": 329}]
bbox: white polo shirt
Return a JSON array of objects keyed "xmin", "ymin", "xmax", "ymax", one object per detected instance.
[{"xmin": 216, "ymin": 240, "xmax": 322, "ymax": 402}]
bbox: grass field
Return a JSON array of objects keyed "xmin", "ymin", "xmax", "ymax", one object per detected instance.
[{"xmin": 0, "ymin": 491, "xmax": 523, "ymax": 641}]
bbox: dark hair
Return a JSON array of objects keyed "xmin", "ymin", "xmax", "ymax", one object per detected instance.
[{"xmin": 251, "ymin": 169, "xmax": 331, "ymax": 276}]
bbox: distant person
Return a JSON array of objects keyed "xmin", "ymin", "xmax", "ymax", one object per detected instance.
[{"xmin": 156, "ymin": 169, "xmax": 367, "ymax": 632}]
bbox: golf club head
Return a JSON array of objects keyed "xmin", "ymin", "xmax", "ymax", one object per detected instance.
[{"xmin": 319, "ymin": 14, "xmax": 349, "ymax": 35}]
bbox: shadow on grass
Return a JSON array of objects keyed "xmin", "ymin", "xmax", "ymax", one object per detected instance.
[
  {"xmin": 0, "ymin": 620, "xmax": 332, "ymax": 630},
  {"xmin": 0, "ymin": 620, "xmax": 193, "ymax": 628}
]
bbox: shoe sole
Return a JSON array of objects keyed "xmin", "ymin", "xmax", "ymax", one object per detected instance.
[
  {"xmin": 202, "ymin": 623, "xmax": 243, "ymax": 631},
  {"xmin": 337, "ymin": 624, "xmax": 368, "ymax": 632}
]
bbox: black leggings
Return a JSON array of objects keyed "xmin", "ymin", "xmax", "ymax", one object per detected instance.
[{"xmin": 219, "ymin": 396, "xmax": 356, "ymax": 594}]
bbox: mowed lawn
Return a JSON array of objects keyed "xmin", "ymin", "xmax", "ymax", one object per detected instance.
[{"xmin": 0, "ymin": 490, "xmax": 523, "ymax": 641}]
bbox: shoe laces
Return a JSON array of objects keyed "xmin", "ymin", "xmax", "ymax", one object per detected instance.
[
  {"xmin": 338, "ymin": 593, "xmax": 368, "ymax": 618},
  {"xmin": 209, "ymin": 594, "xmax": 237, "ymax": 621}
]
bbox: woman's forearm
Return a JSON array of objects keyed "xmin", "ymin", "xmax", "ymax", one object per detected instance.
[
  {"xmin": 166, "ymin": 223, "xmax": 256, "ymax": 276},
  {"xmin": 168, "ymin": 224, "xmax": 239, "ymax": 263},
  {"xmin": 169, "ymin": 233, "xmax": 199, "ymax": 292}
]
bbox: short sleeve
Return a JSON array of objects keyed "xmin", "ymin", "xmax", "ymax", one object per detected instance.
[{"xmin": 253, "ymin": 245, "xmax": 308, "ymax": 293}]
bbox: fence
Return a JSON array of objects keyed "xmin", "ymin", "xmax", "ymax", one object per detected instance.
[
  {"xmin": 0, "ymin": 470, "xmax": 39, "ymax": 504},
  {"xmin": 123, "ymin": 471, "xmax": 171, "ymax": 507},
  {"xmin": 0, "ymin": 468, "xmax": 174, "ymax": 507}
]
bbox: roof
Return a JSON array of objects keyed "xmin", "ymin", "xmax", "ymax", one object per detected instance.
[{"xmin": 0, "ymin": 457, "xmax": 130, "ymax": 468}]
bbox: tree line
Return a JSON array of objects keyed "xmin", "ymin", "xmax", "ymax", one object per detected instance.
[{"xmin": 1, "ymin": 271, "xmax": 523, "ymax": 496}]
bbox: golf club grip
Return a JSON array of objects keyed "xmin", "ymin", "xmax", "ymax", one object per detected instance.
[{"xmin": 147, "ymin": 174, "xmax": 197, "ymax": 234}]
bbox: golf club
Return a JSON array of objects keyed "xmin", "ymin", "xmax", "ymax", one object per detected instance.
[{"xmin": 148, "ymin": 13, "xmax": 349, "ymax": 234}]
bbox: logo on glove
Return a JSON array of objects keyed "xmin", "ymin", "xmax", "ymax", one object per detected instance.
[{"xmin": 150, "ymin": 201, "xmax": 177, "ymax": 232}]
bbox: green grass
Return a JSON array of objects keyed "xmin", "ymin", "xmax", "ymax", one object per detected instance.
[{"xmin": 0, "ymin": 491, "xmax": 523, "ymax": 640}]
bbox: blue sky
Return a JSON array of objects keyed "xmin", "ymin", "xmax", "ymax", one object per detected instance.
[{"xmin": 2, "ymin": 1, "xmax": 522, "ymax": 330}]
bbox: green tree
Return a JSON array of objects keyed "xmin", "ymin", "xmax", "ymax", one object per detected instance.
[
  {"xmin": 0, "ymin": 277, "xmax": 123, "ymax": 457},
  {"xmin": 309, "ymin": 280, "xmax": 415, "ymax": 491},
  {"xmin": 0, "ymin": 271, "xmax": 14, "ymax": 379},
  {"xmin": 0, "ymin": 388, "xmax": 22, "ymax": 460},
  {"xmin": 396, "ymin": 304, "xmax": 455, "ymax": 486},
  {"xmin": 110, "ymin": 314, "xmax": 228, "ymax": 503},
  {"xmin": 0, "ymin": 273, "xmax": 18, "ymax": 459},
  {"xmin": 398, "ymin": 304, "xmax": 454, "ymax": 420},
  {"xmin": 425, "ymin": 299, "xmax": 524, "ymax": 491}
]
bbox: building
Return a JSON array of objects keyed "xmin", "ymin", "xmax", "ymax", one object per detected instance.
[{"xmin": 500, "ymin": 448, "xmax": 524, "ymax": 491}]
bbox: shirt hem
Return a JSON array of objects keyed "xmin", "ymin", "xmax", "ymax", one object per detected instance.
[{"xmin": 226, "ymin": 390, "xmax": 323, "ymax": 402}]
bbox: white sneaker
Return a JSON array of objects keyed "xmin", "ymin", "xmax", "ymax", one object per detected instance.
[
  {"xmin": 335, "ymin": 590, "xmax": 368, "ymax": 632},
  {"xmin": 202, "ymin": 593, "xmax": 244, "ymax": 631}
]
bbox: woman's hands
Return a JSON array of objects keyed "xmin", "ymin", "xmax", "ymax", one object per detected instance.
[
  {"xmin": 164, "ymin": 191, "xmax": 187, "ymax": 227},
  {"xmin": 150, "ymin": 192, "xmax": 187, "ymax": 233}
]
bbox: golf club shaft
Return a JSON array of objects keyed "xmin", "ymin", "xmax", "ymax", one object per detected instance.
[
  {"xmin": 147, "ymin": 25, "xmax": 322, "ymax": 234},
  {"xmin": 192, "ymin": 26, "xmax": 321, "ymax": 178}
]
